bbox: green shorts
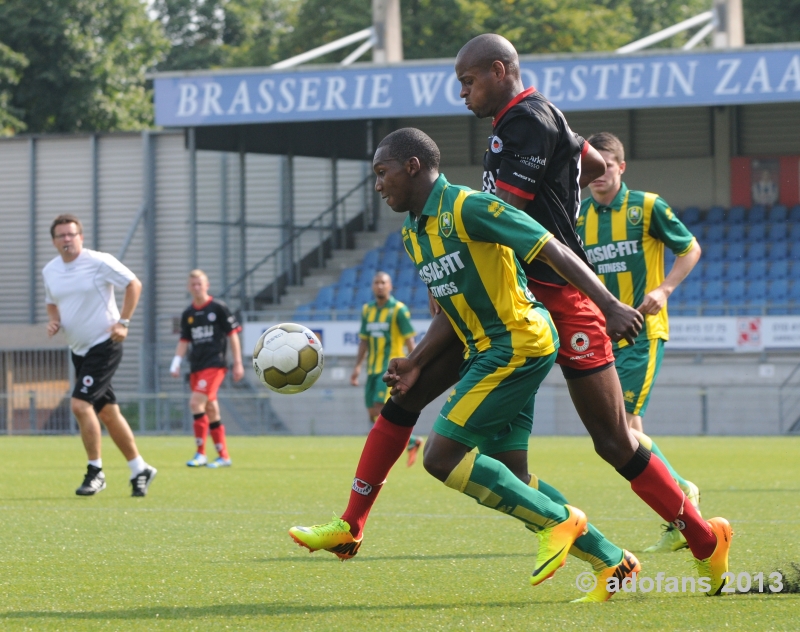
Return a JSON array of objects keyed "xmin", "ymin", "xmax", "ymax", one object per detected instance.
[
  {"xmin": 614, "ymin": 338, "xmax": 665, "ymax": 417},
  {"xmin": 433, "ymin": 349, "xmax": 556, "ymax": 455},
  {"xmin": 364, "ymin": 374, "xmax": 390, "ymax": 408}
]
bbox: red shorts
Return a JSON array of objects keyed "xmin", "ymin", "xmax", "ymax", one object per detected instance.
[
  {"xmin": 189, "ymin": 367, "xmax": 227, "ymax": 400},
  {"xmin": 527, "ymin": 279, "xmax": 614, "ymax": 374}
]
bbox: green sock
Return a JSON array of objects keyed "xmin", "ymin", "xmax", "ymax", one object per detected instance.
[
  {"xmin": 444, "ymin": 453, "xmax": 568, "ymax": 530},
  {"xmin": 533, "ymin": 479, "xmax": 623, "ymax": 572},
  {"xmin": 639, "ymin": 433, "xmax": 690, "ymax": 490},
  {"xmin": 407, "ymin": 434, "xmax": 418, "ymax": 450}
]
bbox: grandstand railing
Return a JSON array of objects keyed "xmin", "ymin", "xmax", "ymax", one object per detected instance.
[{"xmin": 217, "ymin": 174, "xmax": 374, "ymax": 309}]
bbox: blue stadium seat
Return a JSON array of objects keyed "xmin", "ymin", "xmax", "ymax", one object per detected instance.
[
  {"xmin": 674, "ymin": 280, "xmax": 702, "ymax": 304},
  {"xmin": 727, "ymin": 206, "xmax": 746, "ymax": 224},
  {"xmin": 746, "ymin": 260, "xmax": 767, "ymax": 281},
  {"xmin": 745, "ymin": 281, "xmax": 767, "ymax": 302},
  {"xmin": 705, "ymin": 224, "xmax": 725, "ymax": 242},
  {"xmin": 338, "ymin": 267, "xmax": 358, "ymax": 287},
  {"xmin": 726, "ymin": 224, "xmax": 746, "ymax": 242},
  {"xmin": 768, "ymin": 205, "xmax": 788, "ymax": 223},
  {"xmin": 726, "ymin": 242, "xmax": 745, "ymax": 260},
  {"xmin": 681, "ymin": 207, "xmax": 700, "ymax": 225},
  {"xmin": 294, "ymin": 303, "xmax": 313, "ymax": 320},
  {"xmin": 790, "ymin": 281, "xmax": 800, "ymax": 300},
  {"xmin": 768, "ymin": 223, "xmax": 788, "ymax": 242},
  {"xmin": 748, "ymin": 206, "xmax": 767, "ymax": 223},
  {"xmin": 353, "ymin": 286, "xmax": 373, "ymax": 306},
  {"xmin": 789, "ymin": 223, "xmax": 800, "ymax": 241},
  {"xmin": 790, "ymin": 205, "xmax": 800, "ymax": 223},
  {"xmin": 378, "ymin": 249, "xmax": 402, "ymax": 270},
  {"xmin": 768, "ymin": 279, "xmax": 790, "ymax": 302},
  {"xmin": 335, "ymin": 285, "xmax": 355, "ymax": 306},
  {"xmin": 769, "ymin": 241, "xmax": 789, "ymax": 261},
  {"xmin": 790, "ymin": 242, "xmax": 800, "ymax": 261},
  {"xmin": 769, "ymin": 259, "xmax": 789, "ymax": 279},
  {"xmin": 747, "ymin": 223, "xmax": 766, "ymax": 241},
  {"xmin": 706, "ymin": 206, "xmax": 725, "ymax": 224},
  {"xmin": 703, "ymin": 280, "xmax": 724, "ymax": 302},
  {"xmin": 396, "ymin": 267, "xmax": 417, "ymax": 287},
  {"xmin": 313, "ymin": 286, "xmax": 336, "ymax": 309},
  {"xmin": 723, "ymin": 260, "xmax": 745, "ymax": 281},
  {"xmin": 724, "ymin": 280, "xmax": 746, "ymax": 303},
  {"xmin": 701, "ymin": 260, "xmax": 724, "ymax": 281},
  {"xmin": 704, "ymin": 243, "xmax": 725, "ymax": 262},
  {"xmin": 747, "ymin": 242, "xmax": 767, "ymax": 261},
  {"xmin": 393, "ymin": 286, "xmax": 413, "ymax": 305},
  {"xmin": 384, "ymin": 231, "xmax": 404, "ymax": 251}
]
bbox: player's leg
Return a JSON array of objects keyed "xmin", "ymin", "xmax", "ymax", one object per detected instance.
[
  {"xmin": 187, "ymin": 389, "xmax": 209, "ymax": 466},
  {"xmin": 372, "ymin": 374, "xmax": 422, "ymax": 466},
  {"xmin": 423, "ymin": 351, "xmax": 587, "ymax": 586},
  {"xmin": 206, "ymin": 397, "xmax": 232, "ymax": 468},
  {"xmin": 71, "ymin": 397, "xmax": 107, "ymax": 496},
  {"xmin": 96, "ymin": 401, "xmax": 156, "ymax": 496},
  {"xmin": 288, "ymin": 341, "xmax": 463, "ymax": 558}
]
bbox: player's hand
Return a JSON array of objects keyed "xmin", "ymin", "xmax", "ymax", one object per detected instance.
[
  {"xmin": 636, "ymin": 288, "xmax": 668, "ymax": 316},
  {"xmin": 170, "ymin": 369, "xmax": 180, "ymax": 378},
  {"xmin": 350, "ymin": 368, "xmax": 360, "ymax": 387},
  {"xmin": 47, "ymin": 320, "xmax": 60, "ymax": 337},
  {"xmin": 110, "ymin": 323, "xmax": 129, "ymax": 343},
  {"xmin": 428, "ymin": 290, "xmax": 441, "ymax": 317},
  {"xmin": 232, "ymin": 362, "xmax": 245, "ymax": 382},
  {"xmin": 604, "ymin": 299, "xmax": 643, "ymax": 345},
  {"xmin": 383, "ymin": 357, "xmax": 422, "ymax": 396}
]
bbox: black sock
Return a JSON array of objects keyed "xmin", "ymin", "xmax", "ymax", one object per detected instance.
[{"xmin": 616, "ymin": 444, "xmax": 651, "ymax": 481}]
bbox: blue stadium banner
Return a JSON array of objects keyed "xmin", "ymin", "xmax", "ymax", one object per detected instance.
[{"xmin": 154, "ymin": 46, "xmax": 800, "ymax": 127}]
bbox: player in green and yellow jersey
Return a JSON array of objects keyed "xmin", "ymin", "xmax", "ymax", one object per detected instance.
[
  {"xmin": 577, "ymin": 132, "xmax": 704, "ymax": 553},
  {"xmin": 351, "ymin": 271, "xmax": 421, "ymax": 466}
]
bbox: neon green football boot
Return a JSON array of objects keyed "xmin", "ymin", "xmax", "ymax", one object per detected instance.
[
  {"xmin": 530, "ymin": 504, "xmax": 588, "ymax": 586},
  {"xmin": 289, "ymin": 516, "xmax": 362, "ymax": 560}
]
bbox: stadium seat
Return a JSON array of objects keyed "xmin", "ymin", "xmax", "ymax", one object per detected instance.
[
  {"xmin": 769, "ymin": 259, "xmax": 789, "ymax": 279},
  {"xmin": 747, "ymin": 223, "xmax": 766, "ymax": 241},
  {"xmin": 790, "ymin": 205, "xmax": 800, "ymax": 223},
  {"xmin": 335, "ymin": 285, "xmax": 355, "ymax": 307},
  {"xmin": 705, "ymin": 224, "xmax": 725, "ymax": 242},
  {"xmin": 769, "ymin": 241, "xmax": 789, "ymax": 261},
  {"xmin": 745, "ymin": 260, "xmax": 767, "ymax": 281},
  {"xmin": 727, "ymin": 206, "xmax": 746, "ymax": 224},
  {"xmin": 361, "ymin": 249, "xmax": 380, "ymax": 268},
  {"xmin": 378, "ymin": 249, "xmax": 402, "ymax": 270},
  {"xmin": 726, "ymin": 224, "xmax": 746, "ymax": 242},
  {"xmin": 724, "ymin": 280, "xmax": 745, "ymax": 303},
  {"xmin": 393, "ymin": 285, "xmax": 413, "ymax": 305},
  {"xmin": 723, "ymin": 260, "xmax": 745, "ymax": 281},
  {"xmin": 294, "ymin": 303, "xmax": 313, "ymax": 320},
  {"xmin": 768, "ymin": 205, "xmax": 788, "ymax": 223},
  {"xmin": 747, "ymin": 242, "xmax": 767, "ymax": 261},
  {"xmin": 396, "ymin": 267, "xmax": 417, "ymax": 287},
  {"xmin": 768, "ymin": 223, "xmax": 788, "ymax": 242},
  {"xmin": 726, "ymin": 242, "xmax": 745, "ymax": 260},
  {"xmin": 353, "ymin": 286, "xmax": 373, "ymax": 306},
  {"xmin": 790, "ymin": 281, "xmax": 800, "ymax": 301},
  {"xmin": 384, "ymin": 231, "xmax": 404, "ymax": 251},
  {"xmin": 768, "ymin": 279, "xmax": 789, "ymax": 302},
  {"xmin": 681, "ymin": 207, "xmax": 700, "ymax": 225},
  {"xmin": 701, "ymin": 260, "xmax": 724, "ymax": 281},
  {"xmin": 790, "ymin": 242, "xmax": 800, "ymax": 261},
  {"xmin": 748, "ymin": 206, "xmax": 767, "ymax": 223},
  {"xmin": 313, "ymin": 286, "xmax": 336, "ymax": 309},
  {"xmin": 706, "ymin": 206, "xmax": 725, "ymax": 224},
  {"xmin": 338, "ymin": 267, "xmax": 358, "ymax": 287},
  {"xmin": 745, "ymin": 281, "xmax": 767, "ymax": 302},
  {"xmin": 704, "ymin": 243, "xmax": 725, "ymax": 262},
  {"xmin": 702, "ymin": 280, "xmax": 723, "ymax": 302},
  {"xmin": 674, "ymin": 280, "xmax": 702, "ymax": 304}
]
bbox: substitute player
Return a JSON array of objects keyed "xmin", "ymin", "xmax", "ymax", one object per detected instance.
[
  {"xmin": 579, "ymin": 132, "xmax": 703, "ymax": 553},
  {"xmin": 43, "ymin": 214, "xmax": 157, "ymax": 497},
  {"xmin": 171, "ymin": 270, "xmax": 244, "ymax": 468},
  {"xmin": 351, "ymin": 271, "xmax": 421, "ymax": 466}
]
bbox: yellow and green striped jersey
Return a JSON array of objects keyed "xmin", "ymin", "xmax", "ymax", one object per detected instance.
[
  {"xmin": 576, "ymin": 182, "xmax": 696, "ymax": 345},
  {"xmin": 402, "ymin": 174, "xmax": 558, "ymax": 359},
  {"xmin": 359, "ymin": 296, "xmax": 415, "ymax": 375}
]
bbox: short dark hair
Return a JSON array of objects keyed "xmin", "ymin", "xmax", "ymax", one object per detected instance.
[
  {"xmin": 377, "ymin": 128, "xmax": 440, "ymax": 171},
  {"xmin": 50, "ymin": 214, "xmax": 83, "ymax": 238},
  {"xmin": 586, "ymin": 132, "xmax": 625, "ymax": 163}
]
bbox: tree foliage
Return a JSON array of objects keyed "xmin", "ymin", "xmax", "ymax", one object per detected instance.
[
  {"xmin": 0, "ymin": 41, "xmax": 27, "ymax": 136},
  {"xmin": 743, "ymin": 0, "xmax": 800, "ymax": 45},
  {"xmin": 0, "ymin": 0, "xmax": 167, "ymax": 133}
]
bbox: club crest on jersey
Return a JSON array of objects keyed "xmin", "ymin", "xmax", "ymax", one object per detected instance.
[
  {"xmin": 439, "ymin": 212, "xmax": 454, "ymax": 238},
  {"xmin": 352, "ymin": 478, "xmax": 373, "ymax": 496},
  {"xmin": 570, "ymin": 332, "xmax": 590, "ymax": 353},
  {"xmin": 188, "ymin": 316, "xmax": 194, "ymax": 324},
  {"xmin": 207, "ymin": 312, "xmax": 216, "ymax": 322},
  {"xmin": 490, "ymin": 136, "xmax": 503, "ymax": 153},
  {"xmin": 82, "ymin": 376, "xmax": 94, "ymax": 387},
  {"xmin": 627, "ymin": 206, "xmax": 643, "ymax": 225}
]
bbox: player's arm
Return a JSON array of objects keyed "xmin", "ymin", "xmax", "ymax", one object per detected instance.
[
  {"xmin": 639, "ymin": 239, "xmax": 701, "ymax": 315},
  {"xmin": 537, "ymin": 240, "xmax": 642, "ymax": 344},
  {"xmin": 171, "ymin": 340, "xmax": 189, "ymax": 377},
  {"xmin": 111, "ymin": 277, "xmax": 142, "ymax": 343},
  {"xmin": 46, "ymin": 303, "xmax": 61, "ymax": 337},
  {"xmin": 579, "ymin": 142, "xmax": 606, "ymax": 189},
  {"xmin": 351, "ymin": 339, "xmax": 369, "ymax": 386},
  {"xmin": 404, "ymin": 336, "xmax": 416, "ymax": 354},
  {"xmin": 228, "ymin": 331, "xmax": 245, "ymax": 382}
]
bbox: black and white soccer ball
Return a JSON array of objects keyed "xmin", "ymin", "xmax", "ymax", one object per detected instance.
[{"xmin": 252, "ymin": 323, "xmax": 324, "ymax": 394}]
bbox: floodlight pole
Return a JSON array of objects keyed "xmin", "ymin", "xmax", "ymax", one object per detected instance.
[
  {"xmin": 712, "ymin": 0, "xmax": 745, "ymax": 48},
  {"xmin": 372, "ymin": 0, "xmax": 403, "ymax": 63}
]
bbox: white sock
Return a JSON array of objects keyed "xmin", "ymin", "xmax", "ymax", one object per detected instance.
[
  {"xmin": 88, "ymin": 459, "xmax": 102, "ymax": 469},
  {"xmin": 128, "ymin": 456, "xmax": 146, "ymax": 478}
]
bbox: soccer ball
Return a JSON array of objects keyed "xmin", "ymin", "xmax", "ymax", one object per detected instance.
[{"xmin": 252, "ymin": 323, "xmax": 324, "ymax": 394}]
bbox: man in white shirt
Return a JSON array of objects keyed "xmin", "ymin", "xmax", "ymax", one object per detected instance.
[{"xmin": 43, "ymin": 214, "xmax": 157, "ymax": 497}]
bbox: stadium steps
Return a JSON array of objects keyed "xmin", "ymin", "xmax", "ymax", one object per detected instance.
[
  {"xmin": 218, "ymin": 380, "xmax": 290, "ymax": 435},
  {"xmin": 279, "ymin": 212, "xmax": 406, "ymax": 309}
]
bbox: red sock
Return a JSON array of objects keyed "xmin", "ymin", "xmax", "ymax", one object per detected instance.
[
  {"xmin": 193, "ymin": 413, "xmax": 209, "ymax": 455},
  {"xmin": 631, "ymin": 454, "xmax": 716, "ymax": 559},
  {"xmin": 340, "ymin": 415, "xmax": 413, "ymax": 538},
  {"xmin": 209, "ymin": 422, "xmax": 229, "ymax": 460}
]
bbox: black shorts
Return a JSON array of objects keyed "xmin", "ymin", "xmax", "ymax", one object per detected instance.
[{"xmin": 71, "ymin": 338, "xmax": 123, "ymax": 413}]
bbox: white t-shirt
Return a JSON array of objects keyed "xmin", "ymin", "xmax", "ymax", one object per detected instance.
[{"xmin": 43, "ymin": 249, "xmax": 137, "ymax": 356}]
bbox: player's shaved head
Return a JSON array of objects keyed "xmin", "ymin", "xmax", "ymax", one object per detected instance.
[
  {"xmin": 377, "ymin": 128, "xmax": 440, "ymax": 171},
  {"xmin": 457, "ymin": 34, "xmax": 520, "ymax": 78}
]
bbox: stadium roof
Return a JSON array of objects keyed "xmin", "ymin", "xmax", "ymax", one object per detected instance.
[{"xmin": 152, "ymin": 43, "xmax": 800, "ymax": 159}]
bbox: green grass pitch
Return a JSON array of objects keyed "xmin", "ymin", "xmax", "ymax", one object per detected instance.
[{"xmin": 1, "ymin": 435, "xmax": 798, "ymax": 631}]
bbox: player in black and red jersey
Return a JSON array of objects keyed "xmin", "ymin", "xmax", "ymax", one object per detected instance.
[{"xmin": 171, "ymin": 269, "xmax": 244, "ymax": 468}]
